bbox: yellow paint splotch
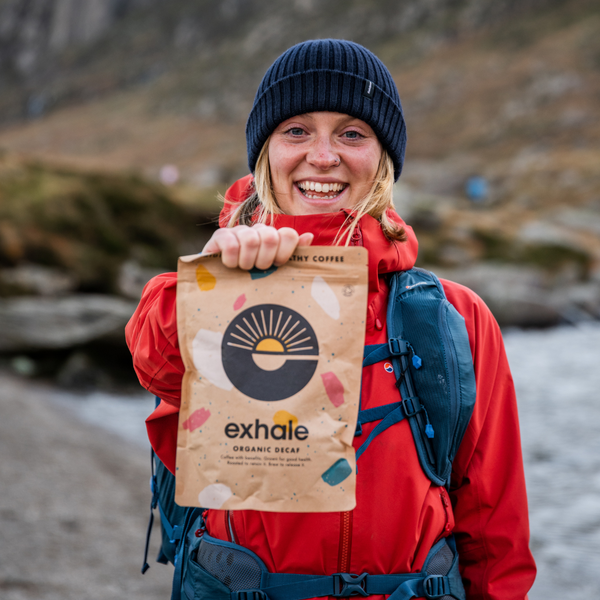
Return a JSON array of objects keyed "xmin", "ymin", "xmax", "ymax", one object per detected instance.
[
  {"xmin": 196, "ymin": 264, "xmax": 216, "ymax": 291},
  {"xmin": 273, "ymin": 410, "xmax": 298, "ymax": 428}
]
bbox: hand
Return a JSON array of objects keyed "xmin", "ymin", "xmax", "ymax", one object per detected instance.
[{"xmin": 201, "ymin": 224, "xmax": 314, "ymax": 270}]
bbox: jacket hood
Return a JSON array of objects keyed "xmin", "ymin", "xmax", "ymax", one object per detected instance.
[{"xmin": 220, "ymin": 174, "xmax": 418, "ymax": 292}]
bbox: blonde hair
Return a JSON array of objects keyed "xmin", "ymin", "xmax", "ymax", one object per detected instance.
[{"xmin": 226, "ymin": 138, "xmax": 406, "ymax": 244}]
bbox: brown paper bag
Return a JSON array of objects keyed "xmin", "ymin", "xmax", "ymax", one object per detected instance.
[{"xmin": 175, "ymin": 246, "xmax": 368, "ymax": 512}]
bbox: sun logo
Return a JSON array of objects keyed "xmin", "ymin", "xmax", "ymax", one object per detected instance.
[{"xmin": 222, "ymin": 304, "xmax": 319, "ymax": 401}]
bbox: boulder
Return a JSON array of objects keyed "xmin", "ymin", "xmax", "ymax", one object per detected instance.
[
  {"xmin": 0, "ymin": 295, "xmax": 137, "ymax": 352},
  {"xmin": 433, "ymin": 263, "xmax": 600, "ymax": 327}
]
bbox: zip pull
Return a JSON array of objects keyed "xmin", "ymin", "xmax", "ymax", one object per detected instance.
[
  {"xmin": 403, "ymin": 340, "xmax": 423, "ymax": 370},
  {"xmin": 423, "ymin": 406, "xmax": 435, "ymax": 439}
]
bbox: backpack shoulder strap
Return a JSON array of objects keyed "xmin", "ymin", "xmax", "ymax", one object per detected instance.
[
  {"xmin": 142, "ymin": 397, "xmax": 190, "ymax": 573},
  {"xmin": 386, "ymin": 268, "xmax": 476, "ymax": 485}
]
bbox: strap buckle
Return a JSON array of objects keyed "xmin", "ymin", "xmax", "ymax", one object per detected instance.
[
  {"xmin": 232, "ymin": 591, "xmax": 268, "ymax": 600},
  {"xmin": 388, "ymin": 338, "xmax": 403, "ymax": 356},
  {"xmin": 423, "ymin": 574, "xmax": 450, "ymax": 599},
  {"xmin": 401, "ymin": 396, "xmax": 421, "ymax": 417},
  {"xmin": 332, "ymin": 572, "xmax": 368, "ymax": 597}
]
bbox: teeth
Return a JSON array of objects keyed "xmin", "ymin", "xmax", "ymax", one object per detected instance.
[{"xmin": 297, "ymin": 181, "xmax": 347, "ymax": 196}]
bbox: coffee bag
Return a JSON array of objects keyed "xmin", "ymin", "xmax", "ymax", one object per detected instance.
[{"xmin": 175, "ymin": 247, "xmax": 368, "ymax": 512}]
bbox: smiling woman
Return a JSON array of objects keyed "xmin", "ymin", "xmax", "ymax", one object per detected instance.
[
  {"xmin": 126, "ymin": 38, "xmax": 536, "ymax": 600},
  {"xmin": 268, "ymin": 112, "xmax": 382, "ymax": 215}
]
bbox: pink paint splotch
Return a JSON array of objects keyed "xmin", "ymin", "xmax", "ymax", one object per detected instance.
[
  {"xmin": 321, "ymin": 372, "xmax": 345, "ymax": 407},
  {"xmin": 233, "ymin": 294, "xmax": 247, "ymax": 310},
  {"xmin": 182, "ymin": 408, "xmax": 211, "ymax": 431}
]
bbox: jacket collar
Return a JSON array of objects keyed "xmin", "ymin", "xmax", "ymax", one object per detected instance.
[{"xmin": 220, "ymin": 174, "xmax": 418, "ymax": 292}]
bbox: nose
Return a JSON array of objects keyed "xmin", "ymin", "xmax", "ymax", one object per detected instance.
[{"xmin": 306, "ymin": 135, "xmax": 340, "ymax": 170}]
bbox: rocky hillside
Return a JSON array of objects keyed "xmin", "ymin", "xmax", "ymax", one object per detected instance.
[{"xmin": 0, "ymin": 0, "xmax": 598, "ymax": 384}]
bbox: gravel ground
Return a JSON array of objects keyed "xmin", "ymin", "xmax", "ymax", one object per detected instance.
[
  {"xmin": 0, "ymin": 375, "xmax": 171, "ymax": 600},
  {"xmin": 1, "ymin": 323, "xmax": 599, "ymax": 599}
]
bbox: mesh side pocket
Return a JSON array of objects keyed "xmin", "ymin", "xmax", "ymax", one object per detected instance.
[
  {"xmin": 425, "ymin": 541, "xmax": 454, "ymax": 600},
  {"xmin": 196, "ymin": 538, "xmax": 262, "ymax": 592}
]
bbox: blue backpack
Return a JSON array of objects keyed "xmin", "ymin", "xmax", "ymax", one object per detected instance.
[{"xmin": 142, "ymin": 268, "xmax": 476, "ymax": 600}]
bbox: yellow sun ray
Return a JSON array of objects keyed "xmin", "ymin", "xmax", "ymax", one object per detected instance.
[
  {"xmin": 285, "ymin": 327, "xmax": 306, "ymax": 343},
  {"xmin": 227, "ymin": 342, "xmax": 254, "ymax": 350},
  {"xmin": 235, "ymin": 324, "xmax": 256, "ymax": 342},
  {"xmin": 251, "ymin": 312, "xmax": 264, "ymax": 336},
  {"xmin": 281, "ymin": 320, "xmax": 300, "ymax": 341},
  {"xmin": 243, "ymin": 317, "xmax": 260, "ymax": 339},
  {"xmin": 287, "ymin": 336, "xmax": 311, "ymax": 347},
  {"xmin": 273, "ymin": 311, "xmax": 283, "ymax": 336},
  {"xmin": 278, "ymin": 314, "xmax": 292, "ymax": 338}
]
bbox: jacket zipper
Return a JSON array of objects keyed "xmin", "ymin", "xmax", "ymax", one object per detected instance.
[
  {"xmin": 227, "ymin": 510, "xmax": 237, "ymax": 544},
  {"xmin": 439, "ymin": 488, "xmax": 452, "ymax": 536},
  {"xmin": 349, "ymin": 221, "xmax": 363, "ymax": 246},
  {"xmin": 338, "ymin": 511, "xmax": 353, "ymax": 573}
]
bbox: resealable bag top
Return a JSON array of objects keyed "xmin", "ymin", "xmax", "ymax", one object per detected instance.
[{"xmin": 176, "ymin": 246, "xmax": 368, "ymax": 512}]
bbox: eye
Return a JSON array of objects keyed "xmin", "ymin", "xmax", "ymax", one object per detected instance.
[
  {"xmin": 342, "ymin": 130, "xmax": 363, "ymax": 139},
  {"xmin": 286, "ymin": 127, "xmax": 306, "ymax": 136}
]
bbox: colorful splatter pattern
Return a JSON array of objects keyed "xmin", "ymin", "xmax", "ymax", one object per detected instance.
[
  {"xmin": 311, "ymin": 276, "xmax": 340, "ymax": 319},
  {"xmin": 321, "ymin": 458, "xmax": 352, "ymax": 486},
  {"xmin": 182, "ymin": 408, "xmax": 211, "ymax": 431},
  {"xmin": 321, "ymin": 371, "xmax": 345, "ymax": 407},
  {"xmin": 196, "ymin": 264, "xmax": 217, "ymax": 291},
  {"xmin": 233, "ymin": 293, "xmax": 247, "ymax": 310},
  {"xmin": 198, "ymin": 483, "xmax": 233, "ymax": 508}
]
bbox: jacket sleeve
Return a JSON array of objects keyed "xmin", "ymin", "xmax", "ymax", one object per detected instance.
[
  {"xmin": 444, "ymin": 280, "xmax": 536, "ymax": 600},
  {"xmin": 125, "ymin": 272, "xmax": 184, "ymax": 408}
]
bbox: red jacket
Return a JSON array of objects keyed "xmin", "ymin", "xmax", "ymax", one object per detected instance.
[{"xmin": 125, "ymin": 175, "xmax": 536, "ymax": 599}]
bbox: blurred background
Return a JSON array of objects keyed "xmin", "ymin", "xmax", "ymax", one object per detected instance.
[{"xmin": 0, "ymin": 0, "xmax": 599, "ymax": 598}]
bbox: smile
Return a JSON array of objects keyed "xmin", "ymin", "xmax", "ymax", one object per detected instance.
[{"xmin": 296, "ymin": 180, "xmax": 347, "ymax": 200}]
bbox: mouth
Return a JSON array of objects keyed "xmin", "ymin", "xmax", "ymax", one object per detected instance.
[{"xmin": 295, "ymin": 180, "xmax": 348, "ymax": 200}]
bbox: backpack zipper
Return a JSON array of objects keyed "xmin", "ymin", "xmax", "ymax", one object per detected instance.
[{"xmin": 338, "ymin": 511, "xmax": 353, "ymax": 573}]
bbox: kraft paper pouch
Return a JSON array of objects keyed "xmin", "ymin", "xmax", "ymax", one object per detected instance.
[{"xmin": 175, "ymin": 246, "xmax": 368, "ymax": 512}]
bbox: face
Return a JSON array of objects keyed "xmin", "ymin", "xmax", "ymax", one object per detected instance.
[{"xmin": 268, "ymin": 112, "xmax": 382, "ymax": 216}]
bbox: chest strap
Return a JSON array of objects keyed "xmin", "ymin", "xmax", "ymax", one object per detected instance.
[{"xmin": 355, "ymin": 342, "xmax": 431, "ymax": 461}]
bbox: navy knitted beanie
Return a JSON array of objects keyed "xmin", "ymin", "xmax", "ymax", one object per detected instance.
[{"xmin": 246, "ymin": 39, "xmax": 407, "ymax": 181}]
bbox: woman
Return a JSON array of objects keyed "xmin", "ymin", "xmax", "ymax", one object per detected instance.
[{"xmin": 126, "ymin": 39, "xmax": 536, "ymax": 599}]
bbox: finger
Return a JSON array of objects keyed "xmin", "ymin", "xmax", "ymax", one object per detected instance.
[
  {"xmin": 254, "ymin": 226, "xmax": 281, "ymax": 270},
  {"xmin": 298, "ymin": 232, "xmax": 314, "ymax": 246},
  {"xmin": 235, "ymin": 226, "xmax": 261, "ymax": 270},
  {"xmin": 202, "ymin": 228, "xmax": 241, "ymax": 268},
  {"xmin": 273, "ymin": 227, "xmax": 301, "ymax": 267}
]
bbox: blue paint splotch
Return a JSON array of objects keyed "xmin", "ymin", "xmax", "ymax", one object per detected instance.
[
  {"xmin": 249, "ymin": 266, "xmax": 278, "ymax": 280},
  {"xmin": 321, "ymin": 458, "xmax": 352, "ymax": 486}
]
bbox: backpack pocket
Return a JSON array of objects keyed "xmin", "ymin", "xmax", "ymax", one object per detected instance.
[{"xmin": 182, "ymin": 533, "xmax": 267, "ymax": 599}]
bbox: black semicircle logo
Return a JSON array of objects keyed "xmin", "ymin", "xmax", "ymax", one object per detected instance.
[{"xmin": 222, "ymin": 304, "xmax": 319, "ymax": 401}]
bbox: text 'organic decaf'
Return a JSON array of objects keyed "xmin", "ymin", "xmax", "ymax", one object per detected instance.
[{"xmin": 176, "ymin": 247, "xmax": 368, "ymax": 512}]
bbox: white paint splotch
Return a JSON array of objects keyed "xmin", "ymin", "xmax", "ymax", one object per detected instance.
[
  {"xmin": 198, "ymin": 483, "xmax": 232, "ymax": 509},
  {"xmin": 311, "ymin": 276, "xmax": 340, "ymax": 319},
  {"xmin": 192, "ymin": 329, "xmax": 233, "ymax": 390}
]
